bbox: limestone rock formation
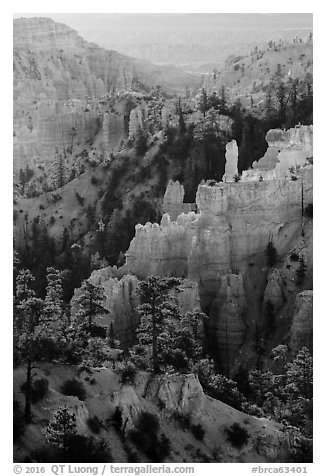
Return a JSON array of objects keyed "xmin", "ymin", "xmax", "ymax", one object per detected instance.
[
  {"xmin": 290, "ymin": 290, "xmax": 313, "ymax": 353},
  {"xmin": 162, "ymin": 180, "xmax": 193, "ymax": 221},
  {"xmin": 146, "ymin": 373, "xmax": 205, "ymax": 418},
  {"xmin": 223, "ymin": 139, "xmax": 239, "ymax": 182},
  {"xmin": 125, "ymin": 160, "xmax": 312, "ymax": 305},
  {"xmin": 249, "ymin": 125, "xmax": 313, "ymax": 177}
]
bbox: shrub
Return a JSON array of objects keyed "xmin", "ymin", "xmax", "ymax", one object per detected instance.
[
  {"xmin": 225, "ymin": 422, "xmax": 249, "ymax": 448},
  {"xmin": 61, "ymin": 379, "xmax": 86, "ymax": 401},
  {"xmin": 191, "ymin": 423, "xmax": 205, "ymax": 440},
  {"xmin": 290, "ymin": 251, "xmax": 299, "ymax": 261},
  {"xmin": 87, "ymin": 415, "xmax": 102, "ymax": 434},
  {"xmin": 90, "ymin": 176, "xmax": 98, "ymax": 185},
  {"xmin": 127, "ymin": 411, "xmax": 169, "ymax": 462},
  {"xmin": 116, "ymin": 361, "xmax": 137, "ymax": 385},
  {"xmin": 111, "ymin": 406, "xmax": 123, "ymax": 431},
  {"xmin": 21, "ymin": 378, "xmax": 49, "ymax": 404}
]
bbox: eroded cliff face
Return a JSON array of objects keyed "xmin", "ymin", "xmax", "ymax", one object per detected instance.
[
  {"xmin": 122, "ymin": 126, "xmax": 312, "ymax": 367},
  {"xmin": 125, "ymin": 168, "xmax": 312, "ymax": 293}
]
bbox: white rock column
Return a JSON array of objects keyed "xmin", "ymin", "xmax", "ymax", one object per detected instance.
[{"xmin": 223, "ymin": 140, "xmax": 239, "ymax": 182}]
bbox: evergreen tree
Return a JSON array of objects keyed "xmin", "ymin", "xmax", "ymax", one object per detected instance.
[
  {"xmin": 43, "ymin": 406, "xmax": 77, "ymax": 453},
  {"xmin": 285, "ymin": 347, "xmax": 312, "ymax": 400},
  {"xmin": 277, "ymin": 81, "xmax": 287, "ymax": 127},
  {"xmin": 220, "ymin": 85, "xmax": 228, "ymax": 114},
  {"xmin": 74, "ymin": 280, "xmax": 108, "ymax": 334},
  {"xmin": 199, "ymin": 88, "xmax": 208, "ymax": 116},
  {"xmin": 177, "ymin": 98, "xmax": 186, "ymax": 134},
  {"xmin": 14, "ymin": 270, "xmax": 45, "ymax": 421},
  {"xmin": 53, "ymin": 151, "xmax": 67, "ymax": 189},
  {"xmin": 43, "ymin": 267, "xmax": 65, "ymax": 322},
  {"xmin": 135, "ymin": 276, "xmax": 182, "ymax": 373}
]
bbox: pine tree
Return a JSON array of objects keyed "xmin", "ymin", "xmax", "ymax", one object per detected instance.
[
  {"xmin": 135, "ymin": 276, "xmax": 182, "ymax": 373},
  {"xmin": 43, "ymin": 406, "xmax": 77, "ymax": 452},
  {"xmin": 74, "ymin": 281, "xmax": 108, "ymax": 334},
  {"xmin": 177, "ymin": 98, "xmax": 186, "ymax": 134},
  {"xmin": 53, "ymin": 151, "xmax": 67, "ymax": 189},
  {"xmin": 277, "ymin": 81, "xmax": 287, "ymax": 127},
  {"xmin": 199, "ymin": 88, "xmax": 208, "ymax": 116},
  {"xmin": 285, "ymin": 347, "xmax": 313, "ymax": 401},
  {"xmin": 43, "ymin": 267, "xmax": 65, "ymax": 321},
  {"xmin": 14, "ymin": 269, "xmax": 45, "ymax": 421},
  {"xmin": 220, "ymin": 85, "xmax": 228, "ymax": 114}
]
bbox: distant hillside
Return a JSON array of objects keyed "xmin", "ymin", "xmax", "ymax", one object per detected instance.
[
  {"xmin": 21, "ymin": 13, "xmax": 312, "ymax": 72},
  {"xmin": 203, "ymin": 39, "xmax": 313, "ymax": 107}
]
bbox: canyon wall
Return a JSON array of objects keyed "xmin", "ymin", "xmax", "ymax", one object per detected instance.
[{"xmin": 122, "ymin": 127, "xmax": 313, "ymax": 366}]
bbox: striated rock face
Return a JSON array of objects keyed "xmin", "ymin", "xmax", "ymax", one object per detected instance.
[
  {"xmin": 290, "ymin": 291, "xmax": 313, "ymax": 353},
  {"xmin": 125, "ymin": 164, "xmax": 312, "ymax": 301},
  {"xmin": 223, "ymin": 139, "xmax": 238, "ymax": 182},
  {"xmin": 208, "ymin": 273, "xmax": 247, "ymax": 370}
]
